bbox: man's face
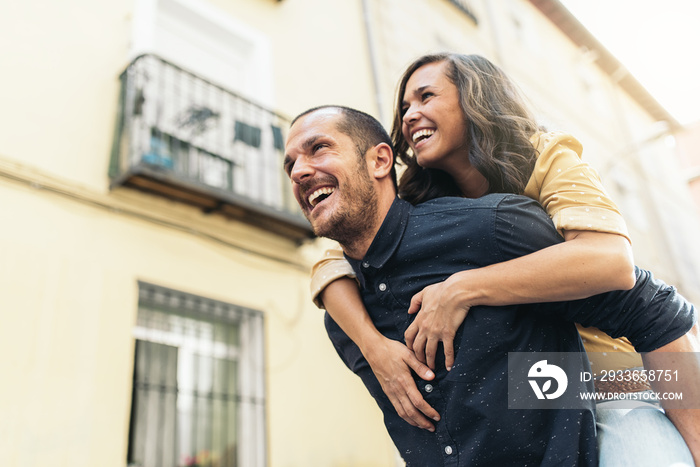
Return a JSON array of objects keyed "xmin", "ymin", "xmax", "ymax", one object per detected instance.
[{"xmin": 283, "ymin": 109, "xmax": 378, "ymax": 243}]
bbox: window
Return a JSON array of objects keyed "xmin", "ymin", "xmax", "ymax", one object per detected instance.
[
  {"xmin": 131, "ymin": 0, "xmax": 274, "ymax": 106},
  {"xmin": 127, "ymin": 282, "xmax": 265, "ymax": 467}
]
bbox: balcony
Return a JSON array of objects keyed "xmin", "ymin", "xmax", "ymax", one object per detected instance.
[{"xmin": 109, "ymin": 54, "xmax": 313, "ymax": 241}]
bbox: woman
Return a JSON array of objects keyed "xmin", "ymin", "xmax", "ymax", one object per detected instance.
[{"xmin": 311, "ymin": 53, "xmax": 697, "ymax": 464}]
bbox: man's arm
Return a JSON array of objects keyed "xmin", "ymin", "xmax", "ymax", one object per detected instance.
[{"xmin": 545, "ymin": 267, "xmax": 696, "ymax": 352}]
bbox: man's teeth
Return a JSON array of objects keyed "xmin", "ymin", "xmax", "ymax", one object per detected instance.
[
  {"xmin": 308, "ymin": 187, "xmax": 335, "ymax": 207},
  {"xmin": 412, "ymin": 129, "xmax": 435, "ymax": 143}
]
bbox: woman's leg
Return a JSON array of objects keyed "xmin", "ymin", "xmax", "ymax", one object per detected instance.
[{"xmin": 597, "ymin": 399, "xmax": 694, "ymax": 467}]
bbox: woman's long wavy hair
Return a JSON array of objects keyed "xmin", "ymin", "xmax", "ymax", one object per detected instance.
[{"xmin": 392, "ymin": 53, "xmax": 542, "ymax": 204}]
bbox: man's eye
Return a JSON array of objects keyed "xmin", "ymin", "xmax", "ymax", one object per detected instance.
[{"xmin": 313, "ymin": 143, "xmax": 327, "ymax": 153}]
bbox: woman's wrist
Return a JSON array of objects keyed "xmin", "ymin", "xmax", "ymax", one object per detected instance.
[{"xmin": 444, "ymin": 270, "xmax": 484, "ymax": 308}]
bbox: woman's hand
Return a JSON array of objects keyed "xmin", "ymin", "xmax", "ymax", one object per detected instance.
[
  {"xmin": 363, "ymin": 335, "xmax": 441, "ymax": 431},
  {"xmin": 404, "ymin": 273, "xmax": 473, "ymax": 371}
]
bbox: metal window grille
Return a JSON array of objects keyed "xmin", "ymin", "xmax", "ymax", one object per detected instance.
[
  {"xmin": 109, "ymin": 55, "xmax": 311, "ymax": 240},
  {"xmin": 128, "ymin": 282, "xmax": 265, "ymax": 467}
]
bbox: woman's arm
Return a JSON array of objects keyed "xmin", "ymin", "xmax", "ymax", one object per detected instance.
[
  {"xmin": 405, "ymin": 229, "xmax": 635, "ymax": 369},
  {"xmin": 405, "ymin": 132, "xmax": 637, "ymax": 369},
  {"xmin": 321, "ymin": 277, "xmax": 440, "ymax": 430}
]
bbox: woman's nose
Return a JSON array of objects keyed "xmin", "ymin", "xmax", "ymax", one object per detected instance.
[{"xmin": 402, "ymin": 104, "xmax": 419, "ymax": 125}]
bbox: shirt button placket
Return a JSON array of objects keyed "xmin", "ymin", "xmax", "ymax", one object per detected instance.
[{"xmin": 428, "ymin": 385, "xmax": 458, "ymax": 466}]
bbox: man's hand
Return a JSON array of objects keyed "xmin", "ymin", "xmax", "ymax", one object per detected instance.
[
  {"xmin": 405, "ymin": 278, "xmax": 472, "ymax": 370},
  {"xmin": 364, "ymin": 337, "xmax": 441, "ymax": 431}
]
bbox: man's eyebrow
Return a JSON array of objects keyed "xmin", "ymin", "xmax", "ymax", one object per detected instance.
[
  {"xmin": 301, "ymin": 134, "xmax": 324, "ymax": 151},
  {"xmin": 283, "ymin": 134, "xmax": 326, "ymax": 173}
]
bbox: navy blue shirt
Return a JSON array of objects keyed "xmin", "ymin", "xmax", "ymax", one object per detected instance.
[
  {"xmin": 325, "ymin": 195, "xmax": 697, "ymax": 466},
  {"xmin": 326, "ymin": 195, "xmax": 598, "ymax": 466}
]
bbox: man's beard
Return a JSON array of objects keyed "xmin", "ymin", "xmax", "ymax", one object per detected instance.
[{"xmin": 310, "ymin": 169, "xmax": 378, "ymax": 250}]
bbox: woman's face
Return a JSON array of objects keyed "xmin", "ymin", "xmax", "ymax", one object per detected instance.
[{"xmin": 401, "ymin": 61, "xmax": 470, "ymax": 173}]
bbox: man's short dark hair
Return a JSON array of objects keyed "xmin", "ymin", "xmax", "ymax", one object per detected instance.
[{"xmin": 291, "ymin": 105, "xmax": 398, "ymax": 187}]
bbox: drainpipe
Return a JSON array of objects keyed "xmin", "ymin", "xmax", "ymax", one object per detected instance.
[
  {"xmin": 361, "ymin": 0, "xmax": 385, "ymax": 124},
  {"xmin": 483, "ymin": 0, "xmax": 504, "ymax": 65}
]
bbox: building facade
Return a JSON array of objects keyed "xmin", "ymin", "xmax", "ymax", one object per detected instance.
[{"xmin": 1, "ymin": 1, "xmax": 699, "ymax": 466}]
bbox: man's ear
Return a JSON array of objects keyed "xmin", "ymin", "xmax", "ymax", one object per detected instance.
[{"xmin": 368, "ymin": 142, "xmax": 394, "ymax": 180}]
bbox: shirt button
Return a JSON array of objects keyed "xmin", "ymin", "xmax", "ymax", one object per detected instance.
[
  {"xmin": 445, "ymin": 446, "xmax": 453, "ymax": 455},
  {"xmin": 424, "ymin": 384, "xmax": 434, "ymax": 393},
  {"xmin": 378, "ymin": 283, "xmax": 387, "ymax": 292},
  {"xmin": 362, "ymin": 262, "xmax": 370, "ymax": 268}
]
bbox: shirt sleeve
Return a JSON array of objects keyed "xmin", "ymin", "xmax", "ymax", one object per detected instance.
[
  {"xmin": 524, "ymin": 132, "xmax": 630, "ymax": 242},
  {"xmin": 492, "ymin": 194, "xmax": 565, "ymax": 262},
  {"xmin": 493, "ymin": 195, "xmax": 696, "ymax": 352},
  {"xmin": 545, "ymin": 267, "xmax": 697, "ymax": 353},
  {"xmin": 310, "ymin": 245, "xmax": 358, "ymax": 309}
]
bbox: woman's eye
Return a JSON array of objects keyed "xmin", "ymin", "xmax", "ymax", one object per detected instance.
[{"xmin": 421, "ymin": 92, "xmax": 434, "ymax": 100}]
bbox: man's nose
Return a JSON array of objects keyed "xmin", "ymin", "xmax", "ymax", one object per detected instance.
[{"xmin": 290, "ymin": 156, "xmax": 314, "ymax": 184}]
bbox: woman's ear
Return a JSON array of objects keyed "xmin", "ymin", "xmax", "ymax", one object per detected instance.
[{"xmin": 368, "ymin": 142, "xmax": 395, "ymax": 180}]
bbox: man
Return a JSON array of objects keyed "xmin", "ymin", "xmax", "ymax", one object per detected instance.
[{"xmin": 283, "ymin": 106, "xmax": 698, "ymax": 466}]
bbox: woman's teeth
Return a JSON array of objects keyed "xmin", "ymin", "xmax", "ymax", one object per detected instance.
[{"xmin": 412, "ymin": 129, "xmax": 435, "ymax": 143}]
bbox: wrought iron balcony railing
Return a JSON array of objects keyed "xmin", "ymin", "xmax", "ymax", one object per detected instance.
[{"xmin": 109, "ymin": 54, "xmax": 312, "ymax": 240}]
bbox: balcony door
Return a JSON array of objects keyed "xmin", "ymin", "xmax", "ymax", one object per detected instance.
[{"xmin": 131, "ymin": 0, "xmax": 274, "ymax": 106}]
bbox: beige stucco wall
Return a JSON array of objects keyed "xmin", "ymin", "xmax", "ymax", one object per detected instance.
[{"xmin": 0, "ymin": 0, "xmax": 396, "ymax": 466}]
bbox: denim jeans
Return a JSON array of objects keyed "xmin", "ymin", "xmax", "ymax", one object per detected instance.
[{"xmin": 597, "ymin": 399, "xmax": 694, "ymax": 466}]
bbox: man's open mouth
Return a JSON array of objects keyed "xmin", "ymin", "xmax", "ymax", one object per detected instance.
[{"xmin": 308, "ymin": 186, "xmax": 336, "ymax": 208}]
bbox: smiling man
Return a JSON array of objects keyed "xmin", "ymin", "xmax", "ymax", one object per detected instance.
[
  {"xmin": 283, "ymin": 105, "xmax": 698, "ymax": 466},
  {"xmin": 284, "ymin": 106, "xmax": 392, "ymax": 257}
]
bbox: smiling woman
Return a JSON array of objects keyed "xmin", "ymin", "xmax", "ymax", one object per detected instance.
[{"xmin": 400, "ymin": 62, "xmax": 473, "ymax": 183}]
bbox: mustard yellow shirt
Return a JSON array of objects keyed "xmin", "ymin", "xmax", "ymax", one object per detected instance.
[{"xmin": 310, "ymin": 131, "xmax": 642, "ymax": 372}]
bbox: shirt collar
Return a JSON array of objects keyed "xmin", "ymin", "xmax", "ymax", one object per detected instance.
[{"xmin": 346, "ymin": 198, "xmax": 411, "ymax": 284}]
